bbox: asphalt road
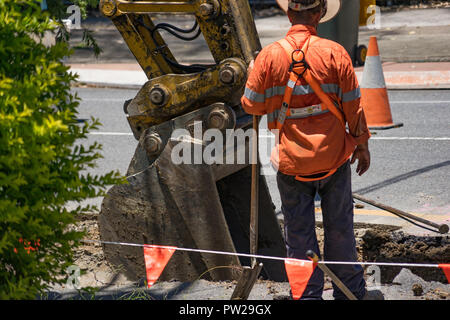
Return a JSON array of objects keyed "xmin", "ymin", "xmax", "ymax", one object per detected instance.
[{"xmin": 71, "ymin": 88, "xmax": 450, "ymax": 221}]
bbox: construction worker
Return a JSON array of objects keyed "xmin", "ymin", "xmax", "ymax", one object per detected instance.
[{"xmin": 241, "ymin": 0, "xmax": 382, "ymax": 300}]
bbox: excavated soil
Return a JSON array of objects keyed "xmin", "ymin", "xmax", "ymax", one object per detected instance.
[
  {"xmin": 295, "ymin": 221, "xmax": 449, "ymax": 285},
  {"xmin": 70, "ymin": 213, "xmax": 122, "ymax": 284},
  {"xmin": 360, "ymin": 228, "xmax": 450, "ymax": 283}
]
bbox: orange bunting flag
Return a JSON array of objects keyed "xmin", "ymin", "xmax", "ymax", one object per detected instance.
[
  {"xmin": 284, "ymin": 258, "xmax": 316, "ymax": 300},
  {"xmin": 439, "ymin": 264, "xmax": 450, "ymax": 283},
  {"xmin": 143, "ymin": 245, "xmax": 177, "ymax": 288}
]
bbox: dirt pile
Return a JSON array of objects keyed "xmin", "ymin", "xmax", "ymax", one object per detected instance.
[
  {"xmin": 69, "ymin": 213, "xmax": 132, "ymax": 289},
  {"xmin": 361, "ymin": 229, "xmax": 450, "ymax": 283}
]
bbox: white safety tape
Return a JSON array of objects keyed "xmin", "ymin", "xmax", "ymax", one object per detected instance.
[{"xmin": 81, "ymin": 239, "xmax": 440, "ymax": 268}]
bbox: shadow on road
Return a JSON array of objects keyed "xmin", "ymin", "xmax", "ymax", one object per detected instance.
[{"xmin": 355, "ymin": 160, "xmax": 450, "ymax": 195}]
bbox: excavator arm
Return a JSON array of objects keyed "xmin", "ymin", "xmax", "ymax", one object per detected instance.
[
  {"xmin": 97, "ymin": 0, "xmax": 287, "ymax": 283},
  {"xmin": 100, "ymin": 0, "xmax": 260, "ymax": 136}
]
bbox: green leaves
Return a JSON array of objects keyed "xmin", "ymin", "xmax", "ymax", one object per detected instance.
[
  {"xmin": 0, "ymin": 0, "xmax": 123, "ymax": 299},
  {"xmin": 46, "ymin": 0, "xmax": 103, "ymax": 58},
  {"xmin": 81, "ymin": 29, "xmax": 103, "ymax": 57}
]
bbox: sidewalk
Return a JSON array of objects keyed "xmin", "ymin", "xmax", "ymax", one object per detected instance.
[
  {"xmin": 69, "ymin": 61, "xmax": 450, "ymax": 89},
  {"xmin": 70, "ymin": 63, "xmax": 145, "ymax": 89},
  {"xmin": 355, "ymin": 62, "xmax": 450, "ymax": 89}
]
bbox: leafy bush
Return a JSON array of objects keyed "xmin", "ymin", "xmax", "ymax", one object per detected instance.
[{"xmin": 0, "ymin": 0, "xmax": 122, "ymax": 299}]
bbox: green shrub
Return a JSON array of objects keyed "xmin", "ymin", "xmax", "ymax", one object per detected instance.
[
  {"xmin": 45, "ymin": 0, "xmax": 102, "ymax": 56},
  {"xmin": 0, "ymin": 0, "xmax": 122, "ymax": 299}
]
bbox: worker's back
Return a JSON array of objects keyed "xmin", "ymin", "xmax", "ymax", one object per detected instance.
[{"xmin": 242, "ymin": 24, "xmax": 369, "ymax": 177}]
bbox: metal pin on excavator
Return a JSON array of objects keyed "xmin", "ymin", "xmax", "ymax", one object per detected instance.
[{"xmin": 97, "ymin": 0, "xmax": 287, "ymax": 287}]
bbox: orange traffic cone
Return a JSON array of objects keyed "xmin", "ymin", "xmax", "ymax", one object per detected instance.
[{"xmin": 360, "ymin": 37, "xmax": 403, "ymax": 129}]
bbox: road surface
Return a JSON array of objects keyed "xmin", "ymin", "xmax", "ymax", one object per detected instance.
[{"xmin": 71, "ymin": 88, "xmax": 450, "ymax": 224}]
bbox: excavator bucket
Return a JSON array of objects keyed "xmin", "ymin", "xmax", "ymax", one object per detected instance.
[
  {"xmin": 97, "ymin": 0, "xmax": 287, "ymax": 282},
  {"xmin": 99, "ymin": 107, "xmax": 287, "ymax": 282}
]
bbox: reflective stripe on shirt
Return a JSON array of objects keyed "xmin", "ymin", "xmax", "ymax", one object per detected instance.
[
  {"xmin": 268, "ymin": 104, "xmax": 330, "ymax": 123},
  {"xmin": 342, "ymin": 87, "xmax": 361, "ymax": 103},
  {"xmin": 243, "ymin": 83, "xmax": 351, "ymax": 102}
]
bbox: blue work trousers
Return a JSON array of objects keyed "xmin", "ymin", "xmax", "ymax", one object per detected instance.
[{"xmin": 276, "ymin": 160, "xmax": 366, "ymax": 300}]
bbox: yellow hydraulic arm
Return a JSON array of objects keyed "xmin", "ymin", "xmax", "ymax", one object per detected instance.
[{"xmin": 99, "ymin": 0, "xmax": 261, "ymax": 139}]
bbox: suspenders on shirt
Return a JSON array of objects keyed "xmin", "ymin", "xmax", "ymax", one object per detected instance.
[{"xmin": 275, "ymin": 35, "xmax": 347, "ymax": 182}]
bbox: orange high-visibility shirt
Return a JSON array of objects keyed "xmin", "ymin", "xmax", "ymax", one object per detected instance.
[{"xmin": 241, "ymin": 24, "xmax": 371, "ymax": 177}]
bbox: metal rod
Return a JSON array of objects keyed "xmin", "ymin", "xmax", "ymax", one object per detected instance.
[
  {"xmin": 231, "ymin": 118, "xmax": 262, "ymax": 300},
  {"xmin": 250, "ymin": 115, "xmax": 260, "ymax": 265},
  {"xmin": 352, "ymin": 193, "xmax": 449, "ymax": 234},
  {"xmin": 307, "ymin": 250, "xmax": 357, "ymax": 300}
]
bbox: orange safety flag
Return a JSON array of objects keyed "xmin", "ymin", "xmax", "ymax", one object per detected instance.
[
  {"xmin": 284, "ymin": 258, "xmax": 316, "ymax": 299},
  {"xmin": 439, "ymin": 264, "xmax": 450, "ymax": 283},
  {"xmin": 143, "ymin": 245, "xmax": 177, "ymax": 288}
]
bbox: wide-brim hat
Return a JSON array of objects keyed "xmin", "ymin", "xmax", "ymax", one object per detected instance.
[{"xmin": 276, "ymin": 0, "xmax": 341, "ymax": 23}]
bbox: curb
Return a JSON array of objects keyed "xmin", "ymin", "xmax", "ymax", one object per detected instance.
[
  {"xmin": 70, "ymin": 67, "xmax": 146, "ymax": 90},
  {"xmin": 73, "ymin": 81, "xmax": 142, "ymax": 90},
  {"xmin": 355, "ymin": 62, "xmax": 450, "ymax": 90},
  {"xmin": 71, "ymin": 69, "xmax": 450, "ymax": 91},
  {"xmin": 354, "ymin": 71, "xmax": 450, "ymax": 90}
]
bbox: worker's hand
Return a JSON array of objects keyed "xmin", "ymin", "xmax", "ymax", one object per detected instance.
[
  {"xmin": 247, "ymin": 59, "xmax": 255, "ymax": 77},
  {"xmin": 350, "ymin": 143, "xmax": 370, "ymax": 176}
]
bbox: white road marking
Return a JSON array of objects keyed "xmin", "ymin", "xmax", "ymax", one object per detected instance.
[
  {"xmin": 80, "ymin": 98, "xmax": 128, "ymax": 102},
  {"xmin": 390, "ymin": 101, "xmax": 450, "ymax": 104},
  {"xmin": 87, "ymin": 133, "xmax": 450, "ymax": 141},
  {"xmin": 78, "ymin": 99, "xmax": 450, "ymax": 105},
  {"xmin": 80, "ymin": 97, "xmax": 450, "ymax": 104},
  {"xmin": 80, "ymin": 100, "xmax": 450, "ymax": 104},
  {"xmin": 370, "ymin": 137, "xmax": 450, "ymax": 141},
  {"xmin": 89, "ymin": 132, "xmax": 134, "ymax": 136},
  {"xmin": 258, "ymin": 134, "xmax": 450, "ymax": 141}
]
